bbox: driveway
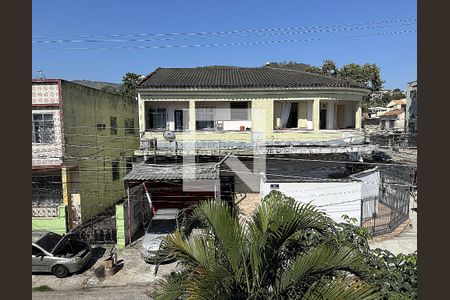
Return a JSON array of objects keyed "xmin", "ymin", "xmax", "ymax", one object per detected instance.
[{"xmin": 32, "ymin": 239, "xmax": 177, "ymax": 292}]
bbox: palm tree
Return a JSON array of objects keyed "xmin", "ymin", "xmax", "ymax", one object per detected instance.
[{"xmin": 154, "ymin": 191, "xmax": 382, "ymax": 300}]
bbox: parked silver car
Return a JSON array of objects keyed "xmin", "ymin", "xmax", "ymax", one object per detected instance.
[
  {"xmin": 140, "ymin": 208, "xmax": 180, "ymax": 263},
  {"xmin": 32, "ymin": 230, "xmax": 93, "ymax": 278}
]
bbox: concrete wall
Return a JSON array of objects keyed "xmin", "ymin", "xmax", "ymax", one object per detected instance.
[
  {"xmin": 32, "ymin": 81, "xmax": 64, "ymax": 167},
  {"xmin": 32, "ymin": 108, "xmax": 64, "ymax": 166},
  {"xmin": 260, "ymin": 180, "xmax": 362, "ymax": 224},
  {"xmin": 351, "ymin": 168, "xmax": 380, "ymax": 219},
  {"xmin": 60, "ymin": 81, "xmax": 139, "ymax": 224},
  {"xmin": 115, "ymin": 204, "xmax": 126, "ymax": 248},
  {"xmin": 32, "ymin": 83, "xmax": 59, "ymax": 105},
  {"xmin": 260, "ymin": 167, "xmax": 380, "ymax": 225},
  {"xmin": 32, "ymin": 205, "xmax": 67, "ymax": 234}
]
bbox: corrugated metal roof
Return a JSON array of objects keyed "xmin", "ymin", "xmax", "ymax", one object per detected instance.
[
  {"xmin": 123, "ymin": 162, "xmax": 219, "ymax": 181},
  {"xmin": 138, "ymin": 66, "xmax": 369, "ymax": 90}
]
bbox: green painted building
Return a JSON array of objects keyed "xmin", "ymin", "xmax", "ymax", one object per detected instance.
[{"xmin": 32, "ymin": 79, "xmax": 139, "ymax": 233}]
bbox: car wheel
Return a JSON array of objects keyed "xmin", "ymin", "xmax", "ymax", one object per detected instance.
[{"xmin": 52, "ymin": 265, "xmax": 70, "ymax": 278}]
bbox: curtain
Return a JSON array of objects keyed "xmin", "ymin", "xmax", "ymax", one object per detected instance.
[{"xmin": 280, "ymin": 102, "xmax": 292, "ymax": 128}]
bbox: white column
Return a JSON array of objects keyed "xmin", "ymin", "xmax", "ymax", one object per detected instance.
[
  {"xmin": 312, "ymin": 99, "xmax": 320, "ymax": 132},
  {"xmin": 189, "ymin": 100, "xmax": 196, "ymax": 131}
]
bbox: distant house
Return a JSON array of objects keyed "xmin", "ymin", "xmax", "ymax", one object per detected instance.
[
  {"xmin": 406, "ymin": 81, "xmax": 417, "ymax": 133},
  {"xmin": 32, "ymin": 79, "xmax": 139, "ymax": 233},
  {"xmin": 386, "ymin": 98, "xmax": 407, "ymax": 111},
  {"xmin": 367, "ymin": 106, "xmax": 389, "ymax": 118},
  {"xmin": 379, "ymin": 109, "xmax": 406, "ymax": 132}
]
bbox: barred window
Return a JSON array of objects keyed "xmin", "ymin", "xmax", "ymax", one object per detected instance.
[
  {"xmin": 112, "ymin": 161, "xmax": 120, "ymax": 181},
  {"xmin": 147, "ymin": 108, "xmax": 166, "ymax": 130},
  {"xmin": 110, "ymin": 116, "xmax": 117, "ymax": 135},
  {"xmin": 125, "ymin": 118, "xmax": 135, "ymax": 135},
  {"xmin": 126, "ymin": 157, "xmax": 134, "ymax": 174},
  {"xmin": 32, "ymin": 113, "xmax": 55, "ymax": 144}
]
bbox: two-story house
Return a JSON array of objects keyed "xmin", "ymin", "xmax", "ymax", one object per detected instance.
[
  {"xmin": 32, "ymin": 79, "xmax": 139, "ymax": 233},
  {"xmin": 135, "ymin": 66, "xmax": 372, "ymax": 156},
  {"xmin": 379, "ymin": 99, "xmax": 407, "ymax": 132},
  {"xmin": 121, "ymin": 66, "xmax": 377, "ymax": 217}
]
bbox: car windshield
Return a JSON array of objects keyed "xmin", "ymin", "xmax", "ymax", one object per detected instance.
[
  {"xmin": 36, "ymin": 232, "xmax": 63, "ymax": 252},
  {"xmin": 147, "ymin": 219, "xmax": 177, "ymax": 234}
]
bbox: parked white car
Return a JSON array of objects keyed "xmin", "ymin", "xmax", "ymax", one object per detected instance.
[
  {"xmin": 140, "ymin": 208, "xmax": 180, "ymax": 263},
  {"xmin": 32, "ymin": 231, "xmax": 92, "ymax": 278}
]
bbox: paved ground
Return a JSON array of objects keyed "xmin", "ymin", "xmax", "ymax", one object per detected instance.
[
  {"xmin": 32, "ymin": 238, "xmax": 176, "ymax": 295},
  {"xmin": 32, "ymin": 285, "xmax": 153, "ymax": 300},
  {"xmin": 369, "ymin": 196, "xmax": 417, "ymax": 255}
]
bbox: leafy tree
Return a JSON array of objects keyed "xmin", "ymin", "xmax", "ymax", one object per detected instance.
[
  {"xmin": 154, "ymin": 191, "xmax": 382, "ymax": 300},
  {"xmin": 321, "ymin": 59, "xmax": 338, "ymax": 76},
  {"xmin": 305, "ymin": 59, "xmax": 338, "ymax": 76},
  {"xmin": 338, "ymin": 63, "xmax": 383, "ymax": 91},
  {"xmin": 303, "ymin": 60, "xmax": 384, "ymax": 92},
  {"xmin": 390, "ymin": 88, "xmax": 406, "ymax": 100},
  {"xmin": 121, "ymin": 72, "xmax": 142, "ymax": 101},
  {"xmin": 100, "ymin": 84, "xmax": 121, "ymax": 94},
  {"xmin": 336, "ymin": 216, "xmax": 417, "ymax": 300}
]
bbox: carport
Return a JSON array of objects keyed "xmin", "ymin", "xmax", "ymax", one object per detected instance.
[{"xmin": 120, "ymin": 162, "xmax": 220, "ymax": 245}]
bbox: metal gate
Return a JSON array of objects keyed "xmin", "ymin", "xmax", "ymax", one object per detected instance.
[
  {"xmin": 70, "ymin": 205, "xmax": 117, "ymax": 244},
  {"xmin": 361, "ymin": 164, "xmax": 415, "ymax": 236}
]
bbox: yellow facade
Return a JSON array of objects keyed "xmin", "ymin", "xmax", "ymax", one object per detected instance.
[{"xmin": 137, "ymin": 89, "xmax": 367, "ymax": 146}]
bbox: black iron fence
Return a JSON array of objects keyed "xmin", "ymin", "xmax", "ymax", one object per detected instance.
[
  {"xmin": 361, "ymin": 164, "xmax": 416, "ymax": 236},
  {"xmin": 70, "ymin": 205, "xmax": 117, "ymax": 244}
]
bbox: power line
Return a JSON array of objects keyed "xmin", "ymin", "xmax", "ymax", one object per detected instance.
[
  {"xmin": 32, "ymin": 18, "xmax": 416, "ymax": 40},
  {"xmin": 32, "ymin": 21, "xmax": 416, "ymax": 44},
  {"xmin": 33, "ymin": 29, "xmax": 416, "ymax": 51}
]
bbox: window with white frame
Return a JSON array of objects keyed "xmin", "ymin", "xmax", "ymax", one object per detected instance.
[{"xmin": 32, "ymin": 113, "xmax": 55, "ymax": 143}]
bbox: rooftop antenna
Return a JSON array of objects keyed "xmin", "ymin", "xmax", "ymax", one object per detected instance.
[{"xmin": 36, "ymin": 70, "xmax": 46, "ymax": 79}]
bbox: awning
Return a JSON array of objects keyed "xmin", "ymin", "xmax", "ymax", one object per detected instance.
[{"xmin": 123, "ymin": 162, "xmax": 219, "ymax": 181}]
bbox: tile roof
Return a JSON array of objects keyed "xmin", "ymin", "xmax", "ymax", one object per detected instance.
[
  {"xmin": 379, "ymin": 109, "xmax": 404, "ymax": 117},
  {"xmin": 123, "ymin": 162, "xmax": 219, "ymax": 181},
  {"xmin": 138, "ymin": 66, "xmax": 370, "ymax": 90},
  {"xmin": 387, "ymin": 99, "xmax": 407, "ymax": 107}
]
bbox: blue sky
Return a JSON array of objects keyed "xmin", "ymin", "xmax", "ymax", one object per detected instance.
[{"xmin": 32, "ymin": 0, "xmax": 416, "ymax": 89}]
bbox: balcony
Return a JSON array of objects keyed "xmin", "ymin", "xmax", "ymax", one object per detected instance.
[{"xmin": 273, "ymin": 100, "xmax": 359, "ymax": 132}]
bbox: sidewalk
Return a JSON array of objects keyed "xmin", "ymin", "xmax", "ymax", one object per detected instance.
[{"xmin": 368, "ymin": 197, "xmax": 417, "ymax": 255}]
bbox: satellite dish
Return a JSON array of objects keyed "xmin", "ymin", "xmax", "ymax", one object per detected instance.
[
  {"xmin": 342, "ymin": 132, "xmax": 354, "ymax": 144},
  {"xmin": 163, "ymin": 130, "xmax": 176, "ymax": 142}
]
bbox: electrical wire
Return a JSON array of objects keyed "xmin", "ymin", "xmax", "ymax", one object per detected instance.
[
  {"xmin": 32, "ymin": 18, "xmax": 417, "ymax": 40},
  {"xmin": 33, "ymin": 29, "xmax": 416, "ymax": 51}
]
